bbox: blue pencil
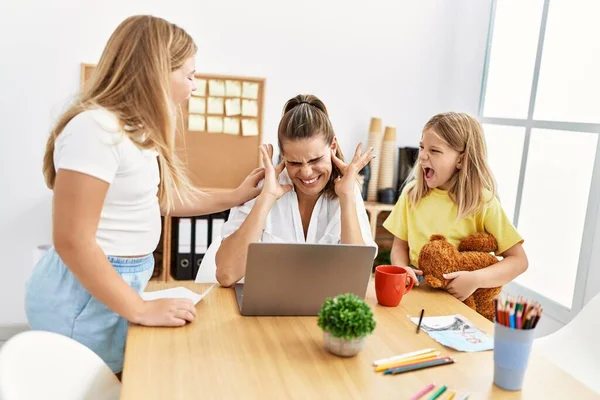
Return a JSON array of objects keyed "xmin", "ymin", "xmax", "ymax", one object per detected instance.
[{"xmin": 509, "ymin": 304, "xmax": 515, "ymax": 329}]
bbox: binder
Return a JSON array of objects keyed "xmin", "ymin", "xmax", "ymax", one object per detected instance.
[
  {"xmin": 171, "ymin": 218, "xmax": 193, "ymax": 280},
  {"xmin": 192, "ymin": 216, "xmax": 209, "ymax": 278},
  {"xmin": 171, "ymin": 210, "xmax": 231, "ymax": 280}
]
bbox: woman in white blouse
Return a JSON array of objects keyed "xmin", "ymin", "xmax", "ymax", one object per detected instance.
[{"xmin": 214, "ymin": 94, "xmax": 377, "ymax": 287}]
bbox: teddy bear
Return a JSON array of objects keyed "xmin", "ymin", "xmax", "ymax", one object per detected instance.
[{"xmin": 418, "ymin": 232, "xmax": 502, "ymax": 321}]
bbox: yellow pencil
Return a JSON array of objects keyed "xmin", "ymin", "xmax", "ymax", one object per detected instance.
[
  {"xmin": 372, "ymin": 348, "xmax": 436, "ymax": 366},
  {"xmin": 375, "ymin": 351, "xmax": 441, "ymax": 372},
  {"xmin": 375, "ymin": 350, "xmax": 440, "ymax": 370},
  {"xmin": 447, "ymin": 391, "xmax": 456, "ymax": 400},
  {"xmin": 375, "ymin": 354, "xmax": 441, "ymax": 372}
]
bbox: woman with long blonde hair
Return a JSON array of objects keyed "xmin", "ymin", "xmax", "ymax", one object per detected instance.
[{"xmin": 25, "ymin": 15, "xmax": 263, "ymax": 374}]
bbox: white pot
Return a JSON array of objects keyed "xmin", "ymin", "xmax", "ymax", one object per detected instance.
[{"xmin": 323, "ymin": 331, "xmax": 366, "ymax": 357}]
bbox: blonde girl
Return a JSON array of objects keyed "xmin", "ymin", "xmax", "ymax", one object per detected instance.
[
  {"xmin": 25, "ymin": 15, "xmax": 263, "ymax": 374},
  {"xmin": 384, "ymin": 112, "xmax": 528, "ymax": 307}
]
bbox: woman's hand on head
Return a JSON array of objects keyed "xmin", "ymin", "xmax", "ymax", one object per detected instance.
[
  {"xmin": 331, "ymin": 143, "xmax": 375, "ymax": 198},
  {"xmin": 235, "ymin": 167, "xmax": 265, "ymax": 205},
  {"xmin": 259, "ymin": 144, "xmax": 292, "ymax": 201}
]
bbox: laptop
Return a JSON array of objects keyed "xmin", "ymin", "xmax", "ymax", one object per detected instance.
[{"xmin": 234, "ymin": 243, "xmax": 376, "ymax": 316}]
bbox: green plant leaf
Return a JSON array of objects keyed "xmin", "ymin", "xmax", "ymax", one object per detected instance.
[{"xmin": 317, "ymin": 293, "xmax": 376, "ymax": 340}]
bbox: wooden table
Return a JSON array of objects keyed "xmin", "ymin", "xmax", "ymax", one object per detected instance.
[{"xmin": 121, "ymin": 281, "xmax": 598, "ymax": 399}]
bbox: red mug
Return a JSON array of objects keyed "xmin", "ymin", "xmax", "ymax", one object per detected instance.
[{"xmin": 375, "ymin": 265, "xmax": 415, "ymax": 307}]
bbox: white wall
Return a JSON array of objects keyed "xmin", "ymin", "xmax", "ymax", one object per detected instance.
[{"xmin": 0, "ymin": 0, "xmax": 492, "ymax": 331}]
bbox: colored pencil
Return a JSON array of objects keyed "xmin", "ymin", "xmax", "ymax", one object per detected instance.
[
  {"xmin": 409, "ymin": 383, "xmax": 436, "ymax": 400},
  {"xmin": 509, "ymin": 302, "xmax": 516, "ymax": 328},
  {"xmin": 428, "ymin": 385, "xmax": 448, "ymax": 400},
  {"xmin": 384, "ymin": 358, "xmax": 454, "ymax": 375},
  {"xmin": 375, "ymin": 351, "xmax": 441, "ymax": 372},
  {"xmin": 447, "ymin": 392, "xmax": 456, "ymax": 400},
  {"xmin": 493, "ymin": 298, "xmax": 498, "ymax": 323},
  {"xmin": 379, "ymin": 356, "xmax": 444, "ymax": 374},
  {"xmin": 494, "ymin": 294, "xmax": 542, "ymax": 330},
  {"xmin": 516, "ymin": 309, "xmax": 523, "ymax": 329},
  {"xmin": 532, "ymin": 307, "xmax": 542, "ymax": 328},
  {"xmin": 372, "ymin": 348, "xmax": 436, "ymax": 367},
  {"xmin": 417, "ymin": 308, "xmax": 425, "ymax": 333},
  {"xmin": 376, "ymin": 354, "xmax": 441, "ymax": 372},
  {"xmin": 520, "ymin": 296, "xmax": 528, "ymax": 318}
]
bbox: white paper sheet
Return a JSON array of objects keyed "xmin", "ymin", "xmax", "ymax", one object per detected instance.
[
  {"xmin": 207, "ymin": 97, "xmax": 224, "ymax": 115},
  {"xmin": 141, "ymin": 284, "xmax": 216, "ymax": 305},
  {"xmin": 241, "ymin": 118, "xmax": 259, "ymax": 136},
  {"xmin": 225, "ymin": 80, "xmax": 241, "ymax": 97},
  {"xmin": 242, "ymin": 81, "xmax": 259, "ymax": 99},
  {"xmin": 189, "ymin": 97, "xmax": 206, "ymax": 114},
  {"xmin": 241, "ymin": 99, "xmax": 258, "ymax": 117},
  {"xmin": 223, "ymin": 117, "xmax": 240, "ymax": 135},
  {"xmin": 188, "ymin": 115, "xmax": 206, "ymax": 131},
  {"xmin": 207, "ymin": 117, "xmax": 223, "ymax": 133},
  {"xmin": 225, "ymin": 98, "xmax": 241, "ymax": 116},
  {"xmin": 409, "ymin": 314, "xmax": 493, "ymax": 352},
  {"xmin": 209, "ymin": 80, "xmax": 225, "ymax": 97},
  {"xmin": 192, "ymin": 79, "xmax": 206, "ymax": 97}
]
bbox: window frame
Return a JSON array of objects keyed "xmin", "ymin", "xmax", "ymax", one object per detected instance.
[{"xmin": 478, "ymin": 0, "xmax": 600, "ymax": 323}]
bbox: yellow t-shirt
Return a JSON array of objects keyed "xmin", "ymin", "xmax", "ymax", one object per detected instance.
[{"xmin": 383, "ymin": 183, "xmax": 523, "ymax": 268}]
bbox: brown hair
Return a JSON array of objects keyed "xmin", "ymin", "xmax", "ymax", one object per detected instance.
[
  {"xmin": 277, "ymin": 94, "xmax": 345, "ymax": 199},
  {"xmin": 42, "ymin": 15, "xmax": 197, "ymax": 211},
  {"xmin": 406, "ymin": 112, "xmax": 497, "ymax": 220}
]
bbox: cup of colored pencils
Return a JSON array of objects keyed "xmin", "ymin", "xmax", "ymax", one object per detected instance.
[
  {"xmin": 494, "ymin": 295, "xmax": 542, "ymax": 330},
  {"xmin": 493, "ymin": 294, "xmax": 542, "ymax": 391}
]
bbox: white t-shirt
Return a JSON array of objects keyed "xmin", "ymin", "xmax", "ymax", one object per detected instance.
[
  {"xmin": 195, "ymin": 170, "xmax": 377, "ymax": 283},
  {"xmin": 53, "ymin": 108, "xmax": 161, "ymax": 256}
]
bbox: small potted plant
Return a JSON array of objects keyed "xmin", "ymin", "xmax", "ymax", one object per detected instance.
[{"xmin": 317, "ymin": 293, "xmax": 376, "ymax": 357}]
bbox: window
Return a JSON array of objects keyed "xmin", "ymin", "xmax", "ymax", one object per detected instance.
[{"xmin": 479, "ymin": 0, "xmax": 600, "ymax": 317}]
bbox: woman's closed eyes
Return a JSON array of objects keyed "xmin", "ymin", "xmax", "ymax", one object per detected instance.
[{"xmin": 285, "ymin": 156, "xmax": 325, "ymax": 166}]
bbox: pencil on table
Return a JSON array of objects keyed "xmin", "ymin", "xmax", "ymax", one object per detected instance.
[
  {"xmin": 384, "ymin": 358, "xmax": 454, "ymax": 376},
  {"xmin": 409, "ymin": 382, "xmax": 435, "ymax": 400},
  {"xmin": 375, "ymin": 351, "xmax": 441, "ymax": 372},
  {"xmin": 417, "ymin": 308, "xmax": 425, "ymax": 334},
  {"xmin": 428, "ymin": 385, "xmax": 448, "ymax": 400},
  {"xmin": 372, "ymin": 348, "xmax": 436, "ymax": 367}
]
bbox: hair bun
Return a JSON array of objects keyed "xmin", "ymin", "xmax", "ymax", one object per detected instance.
[{"xmin": 282, "ymin": 95, "xmax": 329, "ymax": 116}]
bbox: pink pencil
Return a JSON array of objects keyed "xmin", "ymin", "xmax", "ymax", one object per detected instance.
[{"xmin": 410, "ymin": 383, "xmax": 436, "ymax": 400}]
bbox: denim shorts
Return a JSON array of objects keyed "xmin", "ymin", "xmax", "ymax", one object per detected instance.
[{"xmin": 25, "ymin": 247, "xmax": 154, "ymax": 373}]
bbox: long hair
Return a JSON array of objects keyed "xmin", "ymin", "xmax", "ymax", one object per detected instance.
[
  {"xmin": 42, "ymin": 15, "xmax": 197, "ymax": 211},
  {"xmin": 406, "ymin": 112, "xmax": 497, "ymax": 220},
  {"xmin": 277, "ymin": 94, "xmax": 345, "ymax": 199}
]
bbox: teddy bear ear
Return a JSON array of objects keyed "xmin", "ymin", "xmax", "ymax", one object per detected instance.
[{"xmin": 430, "ymin": 234, "xmax": 447, "ymax": 241}]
